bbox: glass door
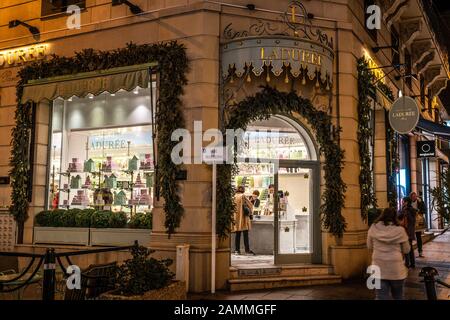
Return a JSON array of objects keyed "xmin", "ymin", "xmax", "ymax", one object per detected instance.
[{"xmin": 274, "ymin": 160, "xmax": 320, "ymax": 264}]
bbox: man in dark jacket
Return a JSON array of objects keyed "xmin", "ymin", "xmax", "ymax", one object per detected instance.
[{"xmin": 398, "ymin": 197, "xmax": 416, "ymax": 268}]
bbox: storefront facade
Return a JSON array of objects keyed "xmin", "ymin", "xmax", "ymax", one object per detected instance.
[{"xmin": 0, "ymin": 1, "xmax": 449, "ymax": 292}]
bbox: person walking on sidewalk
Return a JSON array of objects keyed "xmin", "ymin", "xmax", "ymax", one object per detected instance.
[
  {"xmin": 398, "ymin": 197, "xmax": 417, "ymax": 268},
  {"xmin": 232, "ymin": 186, "xmax": 255, "ymax": 255},
  {"xmin": 410, "ymin": 192, "xmax": 426, "ymax": 258},
  {"xmin": 367, "ymin": 208, "xmax": 411, "ymax": 300}
]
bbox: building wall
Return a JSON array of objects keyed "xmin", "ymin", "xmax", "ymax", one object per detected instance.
[{"xmin": 0, "ymin": 0, "xmax": 448, "ymax": 292}]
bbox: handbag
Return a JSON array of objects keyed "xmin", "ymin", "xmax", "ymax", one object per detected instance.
[{"xmin": 242, "ymin": 195, "xmax": 251, "ymax": 217}]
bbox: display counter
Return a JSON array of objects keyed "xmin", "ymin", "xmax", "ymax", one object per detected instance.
[{"xmin": 231, "ymin": 215, "xmax": 297, "ymax": 255}]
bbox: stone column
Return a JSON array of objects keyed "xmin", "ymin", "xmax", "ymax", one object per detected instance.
[{"xmin": 149, "ymin": 9, "xmax": 227, "ymax": 293}]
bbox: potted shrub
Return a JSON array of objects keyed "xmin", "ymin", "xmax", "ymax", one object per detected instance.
[
  {"xmin": 34, "ymin": 209, "xmax": 90, "ymax": 245},
  {"xmin": 100, "ymin": 245, "xmax": 186, "ymax": 300},
  {"xmin": 90, "ymin": 211, "xmax": 151, "ymax": 246}
]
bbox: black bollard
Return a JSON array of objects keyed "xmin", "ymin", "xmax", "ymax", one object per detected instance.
[
  {"xmin": 42, "ymin": 248, "xmax": 56, "ymax": 301},
  {"xmin": 419, "ymin": 266, "xmax": 439, "ymax": 300}
]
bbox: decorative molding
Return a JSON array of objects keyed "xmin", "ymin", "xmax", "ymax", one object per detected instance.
[
  {"xmin": 416, "ymin": 51, "xmax": 435, "ymax": 75},
  {"xmin": 424, "ymin": 65, "xmax": 444, "ymax": 88},
  {"xmin": 399, "ymin": 19, "xmax": 422, "ymax": 51},
  {"xmin": 385, "ymin": 0, "xmax": 410, "ymax": 29},
  {"xmin": 428, "ymin": 77, "xmax": 448, "ymax": 97},
  {"xmin": 0, "ymin": 211, "xmax": 15, "ymax": 251},
  {"xmin": 411, "ymin": 39, "xmax": 432, "ymax": 68},
  {"xmin": 222, "ymin": 1, "xmax": 333, "ymax": 49}
]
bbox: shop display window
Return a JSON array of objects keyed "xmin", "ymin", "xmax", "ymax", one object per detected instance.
[{"xmin": 47, "ymin": 85, "xmax": 155, "ymax": 215}]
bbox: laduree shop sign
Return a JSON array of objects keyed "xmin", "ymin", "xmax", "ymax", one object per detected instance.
[
  {"xmin": 221, "ymin": 1, "xmax": 334, "ymax": 90},
  {"xmin": 222, "ymin": 37, "xmax": 333, "ymax": 89},
  {"xmin": 388, "ymin": 96, "xmax": 420, "ymax": 134},
  {"xmin": 0, "ymin": 44, "xmax": 48, "ymax": 68}
]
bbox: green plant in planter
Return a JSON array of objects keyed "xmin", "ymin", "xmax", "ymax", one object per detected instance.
[
  {"xmin": 128, "ymin": 212, "xmax": 152, "ymax": 229},
  {"xmin": 109, "ymin": 211, "xmax": 127, "ymax": 228},
  {"xmin": 75, "ymin": 209, "xmax": 95, "ymax": 227},
  {"xmin": 35, "ymin": 210, "xmax": 52, "ymax": 227},
  {"xmin": 90, "ymin": 210, "xmax": 111, "ymax": 228},
  {"xmin": 61, "ymin": 209, "xmax": 79, "ymax": 227},
  {"xmin": 114, "ymin": 245, "xmax": 174, "ymax": 296},
  {"xmin": 50, "ymin": 209, "xmax": 69, "ymax": 227}
]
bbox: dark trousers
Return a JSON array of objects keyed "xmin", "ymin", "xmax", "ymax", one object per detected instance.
[
  {"xmin": 235, "ymin": 230, "xmax": 250, "ymax": 252},
  {"xmin": 405, "ymin": 239, "xmax": 415, "ymax": 267},
  {"xmin": 375, "ymin": 279, "xmax": 405, "ymax": 300},
  {"xmin": 415, "ymin": 231, "xmax": 423, "ymax": 254}
]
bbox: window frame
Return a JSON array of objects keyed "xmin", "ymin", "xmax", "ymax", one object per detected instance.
[{"xmin": 41, "ymin": 0, "xmax": 87, "ymax": 19}]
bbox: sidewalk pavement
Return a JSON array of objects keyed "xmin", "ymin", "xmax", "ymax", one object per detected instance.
[{"xmin": 190, "ymin": 229, "xmax": 450, "ymax": 300}]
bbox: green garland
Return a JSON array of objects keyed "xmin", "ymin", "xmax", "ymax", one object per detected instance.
[
  {"xmin": 357, "ymin": 58, "xmax": 398, "ymax": 212},
  {"xmin": 217, "ymin": 86, "xmax": 347, "ymax": 238},
  {"xmin": 386, "ymin": 124, "xmax": 399, "ymax": 208},
  {"xmin": 11, "ymin": 42, "xmax": 188, "ymax": 241},
  {"xmin": 357, "ymin": 58, "xmax": 378, "ymax": 220},
  {"xmin": 382, "ymin": 85, "xmax": 398, "ymax": 208}
]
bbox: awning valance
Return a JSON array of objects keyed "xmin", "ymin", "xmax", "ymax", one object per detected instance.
[
  {"xmin": 21, "ymin": 63, "xmax": 156, "ymax": 104},
  {"xmin": 417, "ymin": 117, "xmax": 450, "ymax": 138}
]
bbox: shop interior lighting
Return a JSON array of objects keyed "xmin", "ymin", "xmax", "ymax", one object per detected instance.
[
  {"xmin": 112, "ymin": 0, "xmax": 143, "ymax": 15},
  {"xmin": 133, "ymin": 87, "xmax": 139, "ymax": 94},
  {"xmin": 8, "ymin": 20, "xmax": 40, "ymax": 40},
  {"xmin": 88, "ymin": 94, "xmax": 94, "ymax": 99}
]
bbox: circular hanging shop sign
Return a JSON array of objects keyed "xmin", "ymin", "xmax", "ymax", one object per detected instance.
[{"xmin": 388, "ymin": 96, "xmax": 420, "ymax": 134}]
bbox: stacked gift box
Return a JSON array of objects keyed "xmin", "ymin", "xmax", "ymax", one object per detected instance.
[
  {"xmin": 140, "ymin": 154, "xmax": 152, "ymax": 170},
  {"xmin": 101, "ymin": 156, "xmax": 112, "ymax": 172},
  {"xmin": 68, "ymin": 158, "xmax": 82, "ymax": 172},
  {"xmin": 71, "ymin": 190, "xmax": 89, "ymax": 206}
]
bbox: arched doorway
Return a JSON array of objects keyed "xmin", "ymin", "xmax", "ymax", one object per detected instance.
[{"xmin": 232, "ymin": 115, "xmax": 321, "ymax": 265}]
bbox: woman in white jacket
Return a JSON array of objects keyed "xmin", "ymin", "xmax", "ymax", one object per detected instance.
[{"xmin": 367, "ymin": 207, "xmax": 411, "ymax": 300}]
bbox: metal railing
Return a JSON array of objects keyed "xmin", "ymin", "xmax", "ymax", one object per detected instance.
[
  {"xmin": 419, "ymin": 266, "xmax": 450, "ymax": 300},
  {"xmin": 0, "ymin": 241, "xmax": 138, "ymax": 300}
]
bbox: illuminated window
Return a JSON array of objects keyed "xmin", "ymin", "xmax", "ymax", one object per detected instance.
[{"xmin": 47, "ymin": 85, "xmax": 156, "ymax": 216}]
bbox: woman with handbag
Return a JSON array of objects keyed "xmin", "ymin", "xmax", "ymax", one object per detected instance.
[
  {"xmin": 232, "ymin": 186, "xmax": 255, "ymax": 255},
  {"xmin": 410, "ymin": 192, "xmax": 426, "ymax": 257}
]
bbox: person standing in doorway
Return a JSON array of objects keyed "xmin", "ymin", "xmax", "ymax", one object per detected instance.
[
  {"xmin": 367, "ymin": 208, "xmax": 410, "ymax": 300},
  {"xmin": 398, "ymin": 197, "xmax": 416, "ymax": 268},
  {"xmin": 410, "ymin": 191, "xmax": 426, "ymax": 258},
  {"xmin": 232, "ymin": 186, "xmax": 255, "ymax": 255}
]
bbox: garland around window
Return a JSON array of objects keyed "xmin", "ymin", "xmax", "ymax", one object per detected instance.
[{"xmin": 11, "ymin": 42, "xmax": 188, "ymax": 241}]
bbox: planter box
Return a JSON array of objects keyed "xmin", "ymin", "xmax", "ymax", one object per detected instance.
[
  {"xmin": 99, "ymin": 281, "xmax": 186, "ymax": 300},
  {"xmin": 90, "ymin": 228, "xmax": 151, "ymax": 246},
  {"xmin": 34, "ymin": 227, "xmax": 89, "ymax": 245}
]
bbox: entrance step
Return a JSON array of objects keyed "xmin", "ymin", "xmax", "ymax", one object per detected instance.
[{"xmin": 229, "ymin": 264, "xmax": 341, "ymax": 292}]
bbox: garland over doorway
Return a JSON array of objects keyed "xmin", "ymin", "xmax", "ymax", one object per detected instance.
[
  {"xmin": 217, "ymin": 86, "xmax": 347, "ymax": 238},
  {"xmin": 11, "ymin": 42, "xmax": 188, "ymax": 243}
]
